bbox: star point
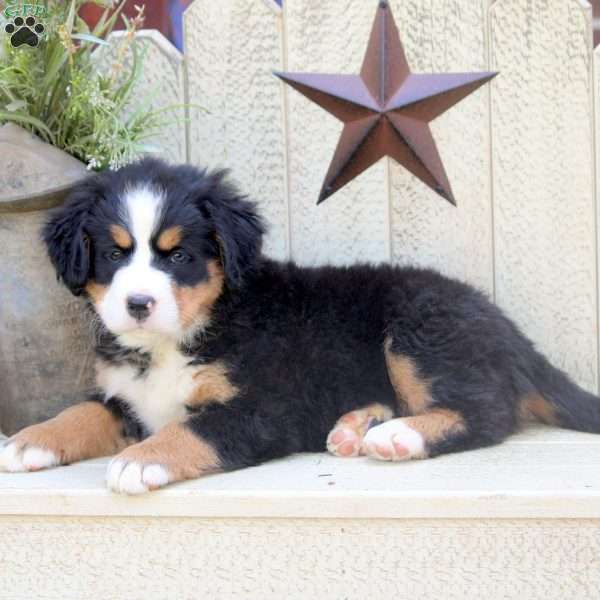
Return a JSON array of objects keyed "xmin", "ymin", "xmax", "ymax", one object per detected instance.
[{"xmin": 276, "ymin": 2, "xmax": 497, "ymax": 205}]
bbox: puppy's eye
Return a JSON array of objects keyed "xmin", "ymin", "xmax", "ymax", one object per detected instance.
[
  {"xmin": 169, "ymin": 250, "xmax": 189, "ymax": 264},
  {"xmin": 108, "ymin": 249, "xmax": 124, "ymax": 262}
]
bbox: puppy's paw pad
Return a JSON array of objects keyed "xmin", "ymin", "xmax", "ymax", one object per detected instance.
[
  {"xmin": 327, "ymin": 426, "xmax": 361, "ymax": 457},
  {"xmin": 0, "ymin": 443, "xmax": 59, "ymax": 472},
  {"xmin": 106, "ymin": 458, "xmax": 169, "ymax": 495},
  {"xmin": 326, "ymin": 404, "xmax": 394, "ymax": 458},
  {"xmin": 362, "ymin": 420, "xmax": 426, "ymax": 462}
]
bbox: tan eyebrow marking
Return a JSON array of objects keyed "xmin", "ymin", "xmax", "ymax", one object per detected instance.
[
  {"xmin": 157, "ymin": 225, "xmax": 183, "ymax": 252},
  {"xmin": 110, "ymin": 224, "xmax": 133, "ymax": 249}
]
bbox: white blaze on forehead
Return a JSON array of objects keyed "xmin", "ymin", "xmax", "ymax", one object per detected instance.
[
  {"xmin": 125, "ymin": 185, "xmax": 164, "ymax": 253},
  {"xmin": 120, "ymin": 185, "xmax": 165, "ymax": 292},
  {"xmin": 96, "ymin": 185, "xmax": 182, "ymax": 341}
]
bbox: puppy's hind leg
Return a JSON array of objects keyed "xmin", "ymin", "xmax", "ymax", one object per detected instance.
[
  {"xmin": 326, "ymin": 404, "xmax": 394, "ymax": 457},
  {"xmin": 362, "ymin": 409, "xmax": 467, "ymax": 461}
]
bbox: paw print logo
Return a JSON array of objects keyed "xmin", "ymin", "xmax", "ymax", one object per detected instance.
[{"xmin": 5, "ymin": 16, "xmax": 45, "ymax": 48}]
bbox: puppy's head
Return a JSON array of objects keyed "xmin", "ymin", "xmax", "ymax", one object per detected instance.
[{"xmin": 43, "ymin": 159, "xmax": 264, "ymax": 343}]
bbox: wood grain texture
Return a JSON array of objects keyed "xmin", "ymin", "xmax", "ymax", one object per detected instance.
[
  {"xmin": 2, "ymin": 516, "xmax": 600, "ymax": 599},
  {"xmin": 99, "ymin": 30, "xmax": 187, "ymax": 164},
  {"xmin": 283, "ymin": 0, "xmax": 391, "ymax": 266},
  {"xmin": 184, "ymin": 0, "xmax": 288, "ymax": 260},
  {"xmin": 388, "ymin": 1, "xmax": 494, "ymax": 294},
  {"xmin": 490, "ymin": 0, "xmax": 598, "ymax": 392}
]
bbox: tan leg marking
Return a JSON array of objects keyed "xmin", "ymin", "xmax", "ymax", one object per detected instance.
[
  {"xmin": 384, "ymin": 337, "xmax": 431, "ymax": 415},
  {"xmin": 188, "ymin": 361, "xmax": 239, "ymax": 407},
  {"xmin": 107, "ymin": 422, "xmax": 220, "ymax": 494},
  {"xmin": 326, "ymin": 403, "xmax": 394, "ymax": 457},
  {"xmin": 363, "ymin": 409, "xmax": 466, "ymax": 461},
  {"xmin": 519, "ymin": 392, "xmax": 557, "ymax": 425},
  {"xmin": 173, "ymin": 260, "xmax": 224, "ymax": 329},
  {"xmin": 401, "ymin": 409, "xmax": 466, "ymax": 445},
  {"xmin": 0, "ymin": 402, "xmax": 128, "ymax": 471},
  {"xmin": 156, "ymin": 225, "xmax": 183, "ymax": 252},
  {"xmin": 110, "ymin": 224, "xmax": 133, "ymax": 249}
]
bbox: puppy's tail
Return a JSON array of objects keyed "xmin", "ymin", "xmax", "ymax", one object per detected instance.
[{"xmin": 528, "ymin": 354, "xmax": 600, "ymax": 433}]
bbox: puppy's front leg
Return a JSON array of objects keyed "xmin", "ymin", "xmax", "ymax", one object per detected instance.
[
  {"xmin": 0, "ymin": 399, "xmax": 131, "ymax": 472},
  {"xmin": 107, "ymin": 403, "xmax": 283, "ymax": 494}
]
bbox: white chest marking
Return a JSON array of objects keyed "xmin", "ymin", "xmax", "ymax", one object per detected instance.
[{"xmin": 97, "ymin": 343, "xmax": 200, "ymax": 433}]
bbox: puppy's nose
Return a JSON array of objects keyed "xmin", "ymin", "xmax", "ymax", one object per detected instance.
[{"xmin": 126, "ymin": 294, "xmax": 156, "ymax": 321}]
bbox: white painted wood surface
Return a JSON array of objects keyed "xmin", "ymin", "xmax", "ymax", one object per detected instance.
[
  {"xmin": 1, "ymin": 426, "xmax": 600, "ymax": 519},
  {"xmin": 157, "ymin": 0, "xmax": 600, "ymax": 395},
  {"xmin": 183, "ymin": 0, "xmax": 289, "ymax": 260},
  {"xmin": 489, "ymin": 0, "xmax": 598, "ymax": 393},
  {"xmin": 388, "ymin": 0, "xmax": 494, "ymax": 295},
  {"xmin": 283, "ymin": 0, "xmax": 391, "ymax": 265}
]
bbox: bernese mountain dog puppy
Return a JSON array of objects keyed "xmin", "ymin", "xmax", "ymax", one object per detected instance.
[{"xmin": 1, "ymin": 158, "xmax": 599, "ymax": 494}]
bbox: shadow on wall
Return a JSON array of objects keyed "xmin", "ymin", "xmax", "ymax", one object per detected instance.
[{"xmin": 593, "ymin": 0, "xmax": 600, "ymax": 47}]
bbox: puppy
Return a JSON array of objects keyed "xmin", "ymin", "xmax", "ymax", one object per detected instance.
[{"xmin": 1, "ymin": 158, "xmax": 599, "ymax": 494}]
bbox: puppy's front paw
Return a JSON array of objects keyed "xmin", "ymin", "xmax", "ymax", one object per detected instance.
[
  {"xmin": 106, "ymin": 423, "xmax": 219, "ymax": 494},
  {"xmin": 0, "ymin": 440, "xmax": 59, "ymax": 472},
  {"xmin": 106, "ymin": 451, "xmax": 170, "ymax": 495}
]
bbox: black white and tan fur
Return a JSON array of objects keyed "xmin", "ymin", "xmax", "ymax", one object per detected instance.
[{"xmin": 2, "ymin": 158, "xmax": 600, "ymax": 494}]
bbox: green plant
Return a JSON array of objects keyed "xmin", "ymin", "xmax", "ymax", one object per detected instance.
[{"xmin": 0, "ymin": 0, "xmax": 178, "ymax": 170}]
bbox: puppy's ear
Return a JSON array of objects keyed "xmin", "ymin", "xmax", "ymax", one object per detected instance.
[
  {"xmin": 197, "ymin": 170, "xmax": 265, "ymax": 287},
  {"xmin": 42, "ymin": 181, "xmax": 97, "ymax": 296}
]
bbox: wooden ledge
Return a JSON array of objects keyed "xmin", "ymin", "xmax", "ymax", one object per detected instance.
[{"xmin": 1, "ymin": 426, "xmax": 599, "ymax": 519}]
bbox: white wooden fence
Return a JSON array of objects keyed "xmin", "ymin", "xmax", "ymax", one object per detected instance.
[{"xmin": 134, "ymin": 0, "xmax": 600, "ymax": 395}]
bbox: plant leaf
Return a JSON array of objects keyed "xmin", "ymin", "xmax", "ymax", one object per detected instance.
[
  {"xmin": 71, "ymin": 33, "xmax": 110, "ymax": 46},
  {"xmin": 4, "ymin": 99, "xmax": 27, "ymax": 112}
]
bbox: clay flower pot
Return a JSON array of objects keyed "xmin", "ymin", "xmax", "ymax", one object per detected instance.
[{"xmin": 0, "ymin": 124, "xmax": 94, "ymax": 435}]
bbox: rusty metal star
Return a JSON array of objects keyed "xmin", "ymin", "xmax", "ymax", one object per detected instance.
[{"xmin": 275, "ymin": 1, "xmax": 497, "ymax": 205}]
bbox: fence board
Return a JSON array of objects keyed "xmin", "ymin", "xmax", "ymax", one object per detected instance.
[
  {"xmin": 595, "ymin": 40, "xmax": 600, "ymax": 394},
  {"xmin": 490, "ymin": 0, "xmax": 598, "ymax": 391},
  {"xmin": 387, "ymin": 1, "xmax": 493, "ymax": 294},
  {"xmin": 283, "ymin": 0, "xmax": 391, "ymax": 266},
  {"xmin": 184, "ymin": 0, "xmax": 288, "ymax": 260}
]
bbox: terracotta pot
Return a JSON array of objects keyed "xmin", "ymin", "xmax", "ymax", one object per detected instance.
[{"xmin": 0, "ymin": 124, "xmax": 94, "ymax": 435}]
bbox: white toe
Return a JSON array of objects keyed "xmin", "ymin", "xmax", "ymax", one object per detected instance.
[
  {"xmin": 363, "ymin": 419, "xmax": 426, "ymax": 461},
  {"xmin": 0, "ymin": 443, "xmax": 59, "ymax": 472},
  {"xmin": 118, "ymin": 462, "xmax": 147, "ymax": 495},
  {"xmin": 0, "ymin": 443, "xmax": 25, "ymax": 472},
  {"xmin": 142, "ymin": 464, "xmax": 169, "ymax": 489},
  {"xmin": 106, "ymin": 458, "xmax": 126, "ymax": 491},
  {"xmin": 106, "ymin": 459, "xmax": 170, "ymax": 495},
  {"xmin": 21, "ymin": 447, "xmax": 59, "ymax": 471}
]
